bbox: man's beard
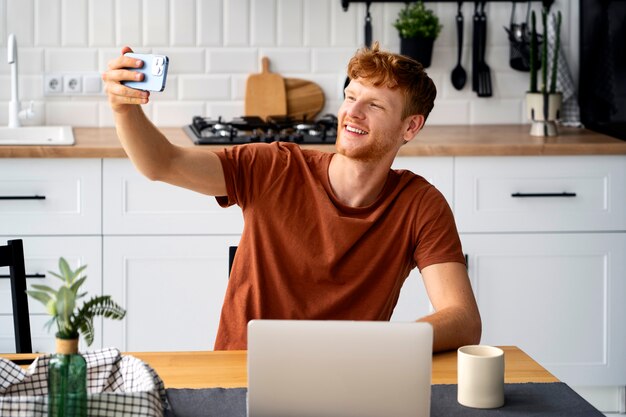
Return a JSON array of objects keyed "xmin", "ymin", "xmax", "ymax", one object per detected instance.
[{"xmin": 335, "ymin": 131, "xmax": 399, "ymax": 163}]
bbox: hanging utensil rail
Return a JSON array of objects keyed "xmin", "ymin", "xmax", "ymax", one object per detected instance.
[{"xmin": 341, "ymin": 0, "xmax": 554, "ymax": 11}]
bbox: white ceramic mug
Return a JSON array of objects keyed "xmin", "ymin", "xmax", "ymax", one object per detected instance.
[{"xmin": 457, "ymin": 345, "xmax": 505, "ymax": 409}]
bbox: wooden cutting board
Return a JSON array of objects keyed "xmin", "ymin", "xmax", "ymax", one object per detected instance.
[
  {"xmin": 244, "ymin": 57, "xmax": 287, "ymax": 120},
  {"xmin": 284, "ymin": 78, "xmax": 325, "ymax": 120}
]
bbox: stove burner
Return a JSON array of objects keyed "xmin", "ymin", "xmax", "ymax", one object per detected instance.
[{"xmin": 184, "ymin": 114, "xmax": 338, "ymax": 145}]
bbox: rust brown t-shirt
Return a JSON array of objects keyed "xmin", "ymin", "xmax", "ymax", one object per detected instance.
[{"xmin": 214, "ymin": 142, "xmax": 465, "ymax": 350}]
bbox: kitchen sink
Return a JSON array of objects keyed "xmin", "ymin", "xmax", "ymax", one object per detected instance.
[{"xmin": 0, "ymin": 126, "xmax": 75, "ymax": 146}]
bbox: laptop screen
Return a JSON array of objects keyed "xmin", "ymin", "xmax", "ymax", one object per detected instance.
[{"xmin": 247, "ymin": 320, "xmax": 433, "ymax": 417}]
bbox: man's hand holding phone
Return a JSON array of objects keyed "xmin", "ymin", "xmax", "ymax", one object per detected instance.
[{"xmin": 102, "ymin": 46, "xmax": 169, "ymax": 113}]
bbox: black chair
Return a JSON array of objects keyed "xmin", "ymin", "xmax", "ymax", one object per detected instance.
[
  {"xmin": 228, "ymin": 246, "xmax": 238, "ymax": 277},
  {"xmin": 0, "ymin": 239, "xmax": 32, "ymax": 353}
]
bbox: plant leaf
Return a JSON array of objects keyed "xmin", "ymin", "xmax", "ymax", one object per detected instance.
[
  {"xmin": 78, "ymin": 316, "xmax": 95, "ymax": 346},
  {"xmin": 70, "ymin": 276, "xmax": 88, "ymax": 295},
  {"xmin": 25, "ymin": 290, "xmax": 52, "ymax": 306},
  {"xmin": 72, "ymin": 264, "xmax": 87, "ymax": 281},
  {"xmin": 47, "ymin": 271, "xmax": 65, "ymax": 281},
  {"xmin": 58, "ymin": 257, "xmax": 72, "ymax": 284},
  {"xmin": 56, "ymin": 286, "xmax": 75, "ymax": 332},
  {"xmin": 30, "ymin": 284, "xmax": 57, "ymax": 294}
]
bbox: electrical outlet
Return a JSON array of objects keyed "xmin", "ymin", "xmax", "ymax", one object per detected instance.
[
  {"xmin": 64, "ymin": 75, "xmax": 82, "ymax": 94},
  {"xmin": 44, "ymin": 74, "xmax": 63, "ymax": 94}
]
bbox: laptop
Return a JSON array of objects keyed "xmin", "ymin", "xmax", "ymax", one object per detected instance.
[{"xmin": 247, "ymin": 320, "xmax": 433, "ymax": 417}]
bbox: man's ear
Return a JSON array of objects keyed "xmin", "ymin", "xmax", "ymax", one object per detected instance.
[{"xmin": 403, "ymin": 114, "xmax": 425, "ymax": 143}]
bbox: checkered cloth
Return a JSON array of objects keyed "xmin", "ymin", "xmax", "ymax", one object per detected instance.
[
  {"xmin": 0, "ymin": 348, "xmax": 167, "ymax": 417},
  {"xmin": 546, "ymin": 12, "xmax": 582, "ymax": 127}
]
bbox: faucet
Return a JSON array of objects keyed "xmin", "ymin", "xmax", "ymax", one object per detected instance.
[{"xmin": 7, "ymin": 33, "xmax": 33, "ymax": 128}]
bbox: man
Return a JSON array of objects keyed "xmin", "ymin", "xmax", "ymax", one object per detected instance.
[{"xmin": 102, "ymin": 42, "xmax": 481, "ymax": 352}]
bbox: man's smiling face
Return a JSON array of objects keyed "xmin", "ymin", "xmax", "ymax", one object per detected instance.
[{"xmin": 336, "ymin": 79, "xmax": 419, "ymax": 163}]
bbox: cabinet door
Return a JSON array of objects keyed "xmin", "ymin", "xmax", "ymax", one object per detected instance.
[
  {"xmin": 0, "ymin": 159, "xmax": 101, "ymax": 235},
  {"xmin": 103, "ymin": 235, "xmax": 241, "ymax": 351},
  {"xmin": 455, "ymin": 156, "xmax": 626, "ymax": 233},
  {"xmin": 103, "ymin": 159, "xmax": 243, "ymax": 235},
  {"xmin": 0, "ymin": 236, "xmax": 102, "ymax": 353},
  {"xmin": 462, "ymin": 233, "xmax": 626, "ymax": 386}
]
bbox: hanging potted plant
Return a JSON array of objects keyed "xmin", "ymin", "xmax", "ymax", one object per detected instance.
[
  {"xmin": 26, "ymin": 258, "xmax": 126, "ymax": 417},
  {"xmin": 393, "ymin": 1, "xmax": 442, "ymax": 67},
  {"xmin": 526, "ymin": 7, "xmax": 562, "ymax": 136}
]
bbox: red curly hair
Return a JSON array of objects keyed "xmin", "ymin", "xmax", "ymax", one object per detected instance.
[{"xmin": 347, "ymin": 42, "xmax": 437, "ymax": 121}]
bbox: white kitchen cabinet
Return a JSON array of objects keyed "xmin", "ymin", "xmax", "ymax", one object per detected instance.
[
  {"xmin": 0, "ymin": 236, "xmax": 102, "ymax": 353},
  {"xmin": 103, "ymin": 159, "xmax": 243, "ymax": 235},
  {"xmin": 455, "ymin": 156, "xmax": 626, "ymax": 233},
  {"xmin": 102, "ymin": 235, "xmax": 241, "ymax": 351},
  {"xmin": 0, "ymin": 159, "xmax": 101, "ymax": 235},
  {"xmin": 462, "ymin": 233, "xmax": 626, "ymax": 386}
]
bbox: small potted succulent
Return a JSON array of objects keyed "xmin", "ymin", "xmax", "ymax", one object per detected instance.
[
  {"xmin": 393, "ymin": 1, "xmax": 442, "ymax": 67},
  {"xmin": 526, "ymin": 7, "xmax": 562, "ymax": 136},
  {"xmin": 26, "ymin": 258, "xmax": 126, "ymax": 417}
]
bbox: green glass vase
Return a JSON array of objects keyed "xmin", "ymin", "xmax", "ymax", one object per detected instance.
[{"xmin": 48, "ymin": 338, "xmax": 87, "ymax": 417}]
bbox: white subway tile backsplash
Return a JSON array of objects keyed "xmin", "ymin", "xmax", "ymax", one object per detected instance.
[
  {"xmin": 312, "ymin": 48, "xmax": 355, "ymax": 74},
  {"xmin": 170, "ymin": 0, "xmax": 195, "ymax": 46},
  {"xmin": 46, "ymin": 48, "xmax": 98, "ymax": 72},
  {"xmin": 197, "ymin": 0, "xmax": 222, "ymax": 46},
  {"xmin": 89, "ymin": 0, "xmax": 115, "ymax": 46},
  {"xmin": 303, "ymin": 0, "xmax": 330, "ymax": 47},
  {"xmin": 261, "ymin": 49, "xmax": 310, "ymax": 73},
  {"xmin": 35, "ymin": 0, "xmax": 61, "ymax": 46},
  {"xmin": 153, "ymin": 101, "xmax": 204, "ymax": 126},
  {"xmin": 277, "ymin": 0, "xmax": 302, "ymax": 46},
  {"xmin": 180, "ymin": 75, "xmax": 230, "ymax": 100},
  {"xmin": 144, "ymin": 0, "xmax": 169, "ymax": 46},
  {"xmin": 160, "ymin": 48, "xmax": 205, "ymax": 73},
  {"xmin": 1, "ymin": 0, "xmax": 577, "ymax": 127},
  {"xmin": 0, "ymin": 0, "xmax": 5, "ymax": 46},
  {"xmin": 7, "ymin": 0, "xmax": 34, "ymax": 46},
  {"xmin": 470, "ymin": 99, "xmax": 524, "ymax": 124},
  {"xmin": 116, "ymin": 0, "xmax": 142, "ymax": 46},
  {"xmin": 208, "ymin": 101, "xmax": 244, "ymax": 120},
  {"xmin": 224, "ymin": 0, "xmax": 249, "ymax": 46},
  {"xmin": 17, "ymin": 48, "xmax": 44, "ymax": 75},
  {"xmin": 62, "ymin": 0, "xmax": 88, "ymax": 46},
  {"xmin": 46, "ymin": 101, "xmax": 99, "ymax": 125},
  {"xmin": 231, "ymin": 75, "xmax": 247, "ymax": 100},
  {"xmin": 428, "ymin": 99, "xmax": 470, "ymax": 125},
  {"xmin": 208, "ymin": 48, "xmax": 257, "ymax": 74},
  {"xmin": 330, "ymin": 0, "xmax": 357, "ymax": 47},
  {"xmin": 251, "ymin": 0, "xmax": 276, "ymax": 46}
]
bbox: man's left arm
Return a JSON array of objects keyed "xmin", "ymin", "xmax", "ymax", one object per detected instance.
[{"xmin": 418, "ymin": 261, "xmax": 482, "ymax": 352}]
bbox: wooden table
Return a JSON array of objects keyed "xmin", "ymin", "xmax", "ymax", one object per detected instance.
[{"xmin": 2, "ymin": 346, "xmax": 558, "ymax": 388}]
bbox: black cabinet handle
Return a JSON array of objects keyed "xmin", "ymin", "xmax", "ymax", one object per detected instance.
[
  {"xmin": 511, "ymin": 192, "xmax": 577, "ymax": 198},
  {"xmin": 0, "ymin": 195, "xmax": 46, "ymax": 200},
  {"xmin": 0, "ymin": 273, "xmax": 46, "ymax": 279}
]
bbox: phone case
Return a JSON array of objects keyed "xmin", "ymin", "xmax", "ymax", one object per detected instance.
[{"xmin": 122, "ymin": 53, "xmax": 169, "ymax": 92}]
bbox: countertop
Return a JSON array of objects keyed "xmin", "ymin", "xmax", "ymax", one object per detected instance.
[{"xmin": 1, "ymin": 124, "xmax": 625, "ymax": 158}]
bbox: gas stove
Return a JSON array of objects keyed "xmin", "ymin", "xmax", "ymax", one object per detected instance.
[{"xmin": 184, "ymin": 114, "xmax": 338, "ymax": 145}]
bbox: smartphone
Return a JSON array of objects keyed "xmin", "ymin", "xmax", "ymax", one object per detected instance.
[{"xmin": 122, "ymin": 53, "xmax": 169, "ymax": 92}]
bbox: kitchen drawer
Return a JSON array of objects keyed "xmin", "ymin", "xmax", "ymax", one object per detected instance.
[
  {"xmin": 0, "ymin": 236, "xmax": 102, "ymax": 352},
  {"xmin": 454, "ymin": 156, "xmax": 626, "ymax": 232},
  {"xmin": 0, "ymin": 159, "xmax": 101, "ymax": 235},
  {"xmin": 103, "ymin": 159, "xmax": 243, "ymax": 235}
]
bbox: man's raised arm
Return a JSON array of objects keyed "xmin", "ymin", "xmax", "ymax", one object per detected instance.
[{"xmin": 102, "ymin": 46, "xmax": 226, "ymax": 197}]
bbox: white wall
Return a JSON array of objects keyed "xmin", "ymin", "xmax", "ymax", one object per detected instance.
[{"xmin": 0, "ymin": 0, "xmax": 576, "ymax": 127}]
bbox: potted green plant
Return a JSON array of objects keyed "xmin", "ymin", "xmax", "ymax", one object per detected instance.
[
  {"xmin": 26, "ymin": 257, "xmax": 126, "ymax": 417},
  {"xmin": 526, "ymin": 8, "xmax": 562, "ymax": 136},
  {"xmin": 393, "ymin": 1, "xmax": 442, "ymax": 67}
]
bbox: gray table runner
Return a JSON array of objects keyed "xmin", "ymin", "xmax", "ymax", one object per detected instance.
[{"xmin": 165, "ymin": 383, "xmax": 604, "ymax": 417}]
